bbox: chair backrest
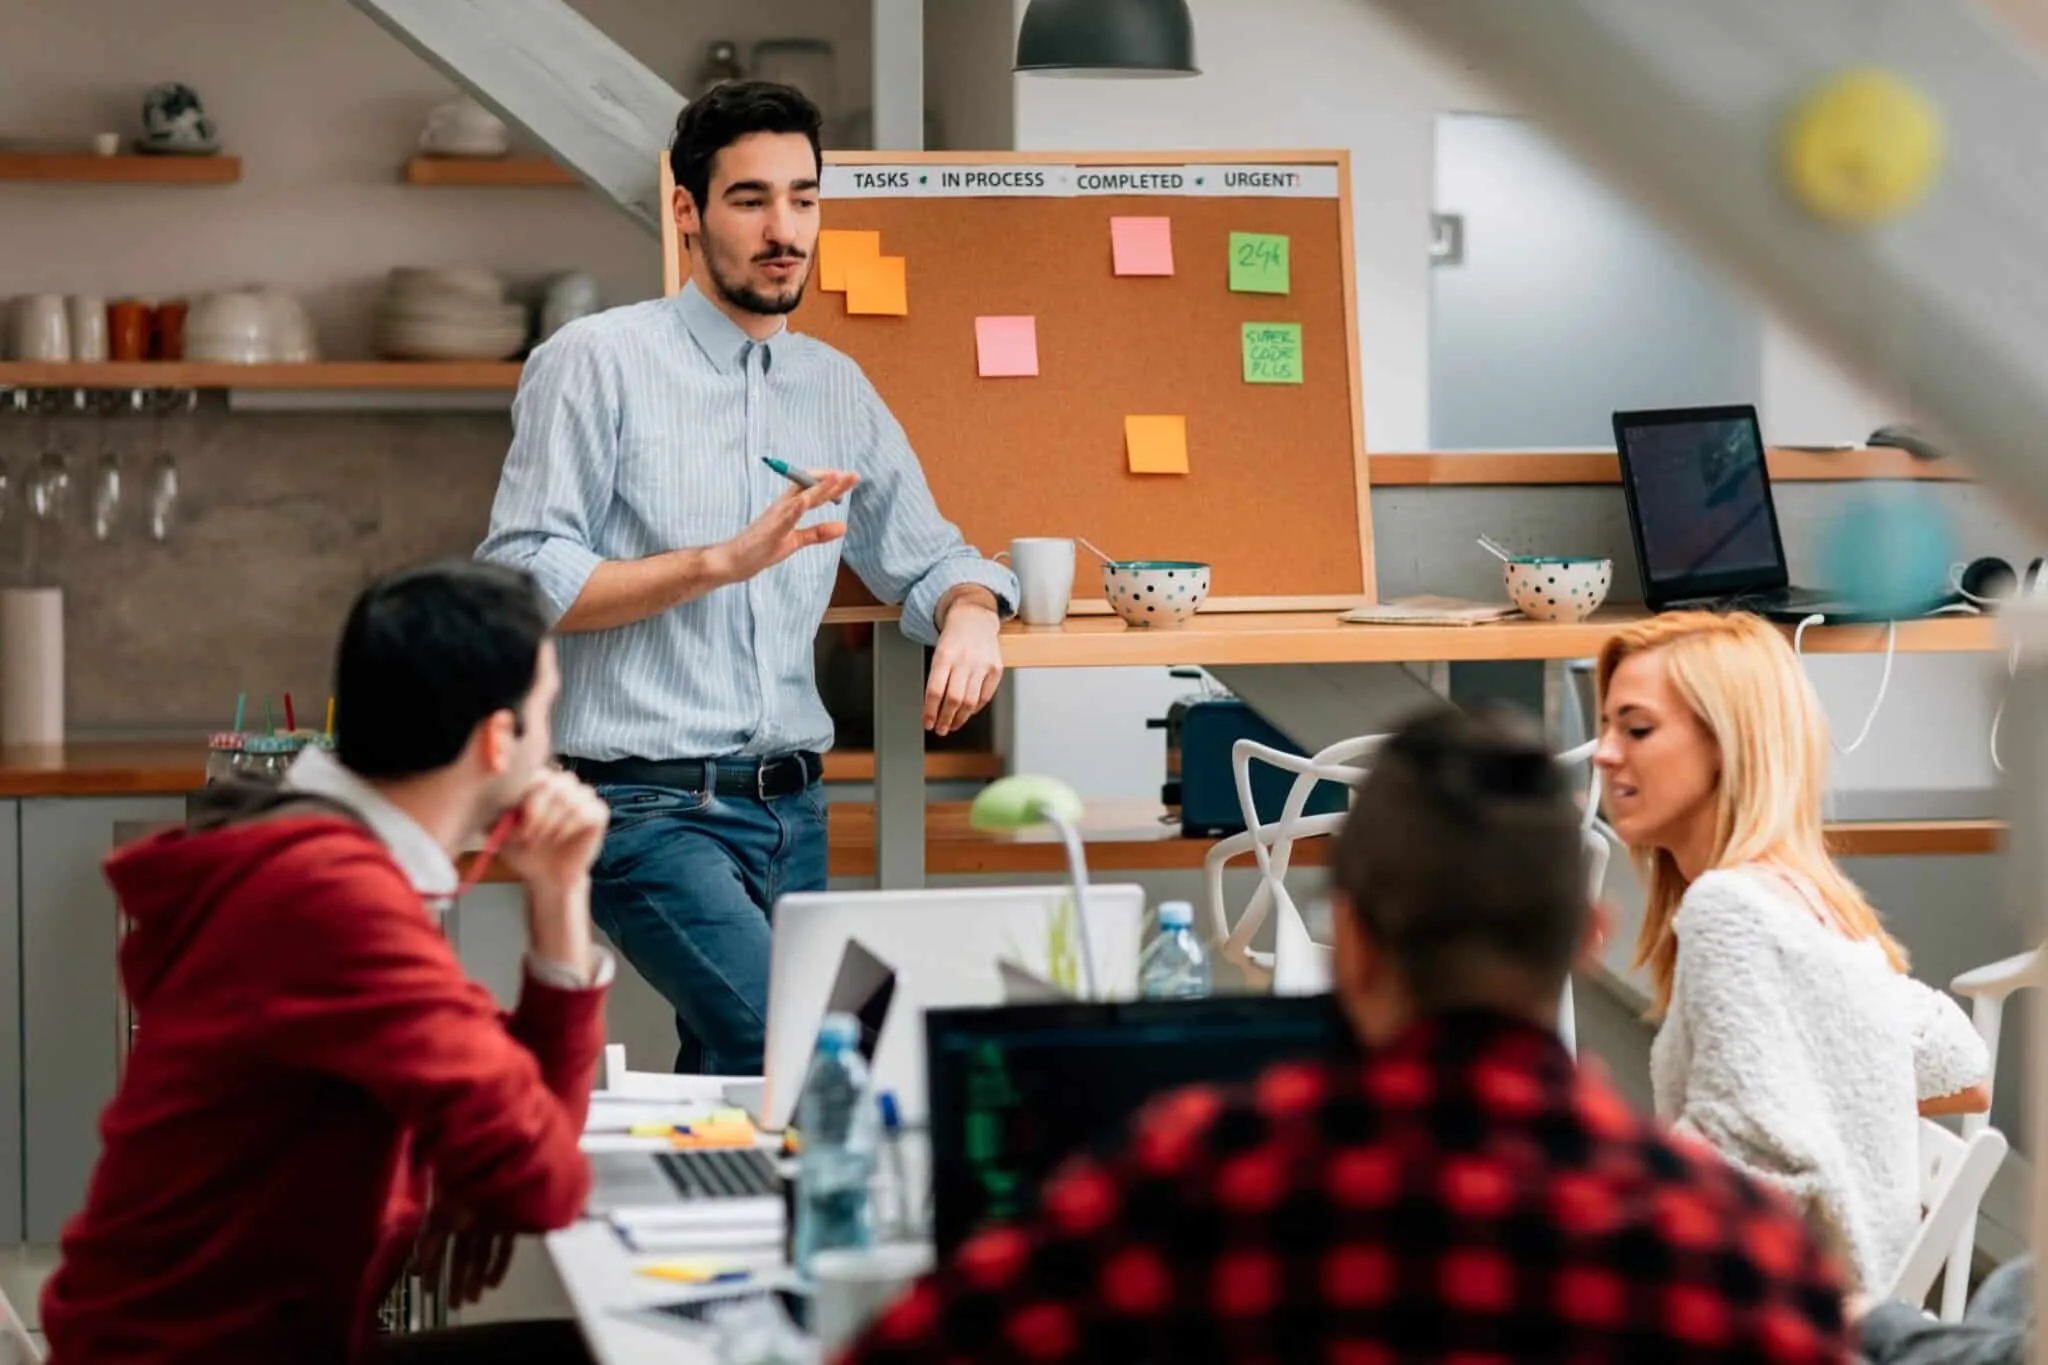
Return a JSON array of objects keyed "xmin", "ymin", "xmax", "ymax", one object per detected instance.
[
  {"xmin": 1886, "ymin": 1119, "xmax": 2010, "ymax": 1313},
  {"xmin": 1937, "ymin": 945, "xmax": 2046, "ymax": 1317},
  {"xmin": 0, "ymin": 1285, "xmax": 41, "ymax": 1364},
  {"xmin": 1207, "ymin": 732, "xmax": 1611, "ymax": 1050}
]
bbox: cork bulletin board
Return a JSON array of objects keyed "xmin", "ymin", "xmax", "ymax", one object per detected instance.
[{"xmin": 660, "ymin": 151, "xmax": 1374, "ymax": 610}]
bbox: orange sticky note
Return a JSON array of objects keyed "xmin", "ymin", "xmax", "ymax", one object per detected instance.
[
  {"xmin": 975, "ymin": 316, "xmax": 1039, "ymax": 377},
  {"xmin": 1125, "ymin": 415, "xmax": 1189, "ymax": 475},
  {"xmin": 1110, "ymin": 216, "xmax": 1174, "ymax": 276},
  {"xmin": 818, "ymin": 229, "xmax": 881, "ymax": 292},
  {"xmin": 846, "ymin": 255, "xmax": 908, "ymax": 316}
]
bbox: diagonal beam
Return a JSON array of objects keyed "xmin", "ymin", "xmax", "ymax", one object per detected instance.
[{"xmin": 348, "ymin": 0, "xmax": 679, "ymax": 233}]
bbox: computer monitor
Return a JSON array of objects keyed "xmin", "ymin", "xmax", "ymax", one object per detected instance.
[
  {"xmin": 759, "ymin": 884, "xmax": 1148, "ymax": 1131},
  {"xmin": 924, "ymin": 995, "xmax": 1348, "ymax": 1257},
  {"xmin": 1613, "ymin": 404, "xmax": 1793, "ymax": 608}
]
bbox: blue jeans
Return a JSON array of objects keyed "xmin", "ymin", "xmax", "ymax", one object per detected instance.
[{"xmin": 587, "ymin": 780, "xmax": 829, "ymax": 1075}]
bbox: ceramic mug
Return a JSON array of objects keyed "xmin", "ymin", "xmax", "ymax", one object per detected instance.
[
  {"xmin": 810, "ymin": 1244, "xmax": 934, "ymax": 1355},
  {"xmin": 68, "ymin": 295, "xmax": 108, "ymax": 362},
  {"xmin": 995, "ymin": 537, "xmax": 1077, "ymax": 626},
  {"xmin": 12, "ymin": 294, "xmax": 70, "ymax": 361}
]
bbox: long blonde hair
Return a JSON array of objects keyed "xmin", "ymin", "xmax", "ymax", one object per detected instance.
[{"xmin": 1596, "ymin": 611, "xmax": 1906, "ymax": 1016}]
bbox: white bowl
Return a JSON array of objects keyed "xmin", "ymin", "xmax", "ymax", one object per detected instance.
[
  {"xmin": 1102, "ymin": 560, "xmax": 1211, "ymax": 628},
  {"xmin": 1503, "ymin": 557, "xmax": 1613, "ymax": 622}
]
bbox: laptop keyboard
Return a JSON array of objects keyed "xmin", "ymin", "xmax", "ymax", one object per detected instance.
[{"xmin": 655, "ymin": 1148, "xmax": 781, "ymax": 1200}]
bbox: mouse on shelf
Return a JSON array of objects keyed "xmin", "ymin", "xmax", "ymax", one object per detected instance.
[{"xmin": 1868, "ymin": 423, "xmax": 1947, "ymax": 460}]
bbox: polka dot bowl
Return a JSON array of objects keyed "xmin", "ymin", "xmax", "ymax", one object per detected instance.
[
  {"xmin": 1103, "ymin": 560, "xmax": 1211, "ymax": 628},
  {"xmin": 1502, "ymin": 557, "xmax": 1613, "ymax": 623}
]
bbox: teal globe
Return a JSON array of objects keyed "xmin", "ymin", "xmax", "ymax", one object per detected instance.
[{"xmin": 1817, "ymin": 487, "xmax": 1955, "ymax": 619}]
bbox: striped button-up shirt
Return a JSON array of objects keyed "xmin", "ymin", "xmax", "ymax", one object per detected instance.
[{"xmin": 477, "ymin": 282, "xmax": 1017, "ymax": 762}]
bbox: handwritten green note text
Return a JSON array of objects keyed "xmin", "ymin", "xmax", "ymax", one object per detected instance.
[
  {"xmin": 1229, "ymin": 232, "xmax": 1290, "ymax": 294},
  {"xmin": 1242, "ymin": 323, "xmax": 1303, "ymax": 384}
]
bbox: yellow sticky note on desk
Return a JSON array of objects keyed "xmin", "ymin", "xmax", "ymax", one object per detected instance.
[
  {"xmin": 845, "ymin": 255, "xmax": 909, "ymax": 316},
  {"xmin": 818, "ymin": 230, "xmax": 881, "ymax": 292},
  {"xmin": 1125, "ymin": 415, "xmax": 1189, "ymax": 475}
]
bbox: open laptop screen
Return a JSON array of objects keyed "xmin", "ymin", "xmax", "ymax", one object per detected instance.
[
  {"xmin": 924, "ymin": 996, "xmax": 1346, "ymax": 1257},
  {"xmin": 1613, "ymin": 406, "xmax": 1789, "ymax": 604}
]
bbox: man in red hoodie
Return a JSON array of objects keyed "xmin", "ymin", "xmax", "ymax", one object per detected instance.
[{"xmin": 42, "ymin": 560, "xmax": 612, "ymax": 1364}]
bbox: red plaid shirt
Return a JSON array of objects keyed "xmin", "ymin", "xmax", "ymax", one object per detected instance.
[{"xmin": 841, "ymin": 1010, "xmax": 1849, "ymax": 1364}]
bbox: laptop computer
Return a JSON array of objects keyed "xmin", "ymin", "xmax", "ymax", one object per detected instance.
[
  {"xmin": 583, "ymin": 937, "xmax": 899, "ymax": 1222},
  {"xmin": 1612, "ymin": 404, "xmax": 1885, "ymax": 623},
  {"xmin": 923, "ymin": 995, "xmax": 1347, "ymax": 1257}
]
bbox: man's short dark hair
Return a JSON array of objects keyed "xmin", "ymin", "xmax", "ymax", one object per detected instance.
[
  {"xmin": 669, "ymin": 81, "xmax": 824, "ymax": 212},
  {"xmin": 334, "ymin": 559, "xmax": 550, "ymax": 780},
  {"xmin": 1335, "ymin": 705, "xmax": 1588, "ymax": 1010}
]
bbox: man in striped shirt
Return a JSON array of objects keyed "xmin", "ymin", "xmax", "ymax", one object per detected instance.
[{"xmin": 478, "ymin": 82, "xmax": 1017, "ymax": 1074}]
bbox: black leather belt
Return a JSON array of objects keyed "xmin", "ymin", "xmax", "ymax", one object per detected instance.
[{"xmin": 561, "ymin": 752, "xmax": 823, "ymax": 801}]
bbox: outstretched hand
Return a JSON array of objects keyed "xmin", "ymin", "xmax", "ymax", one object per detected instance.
[{"xmin": 716, "ymin": 469, "xmax": 861, "ymax": 584}]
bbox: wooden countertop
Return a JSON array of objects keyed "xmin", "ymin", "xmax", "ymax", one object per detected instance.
[
  {"xmin": 451, "ymin": 798, "xmax": 2001, "ymax": 882},
  {"xmin": 997, "ymin": 608, "xmax": 2000, "ymax": 669},
  {"xmin": 0, "ymin": 743, "xmax": 1001, "ymax": 800}
]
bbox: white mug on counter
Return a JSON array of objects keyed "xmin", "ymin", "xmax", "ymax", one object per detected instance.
[{"xmin": 995, "ymin": 537, "xmax": 1077, "ymax": 626}]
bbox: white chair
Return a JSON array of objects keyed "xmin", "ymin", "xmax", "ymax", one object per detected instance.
[
  {"xmin": 1199, "ymin": 734, "xmax": 1382, "ymax": 991},
  {"xmin": 1886, "ymin": 1118, "xmax": 2010, "ymax": 1316},
  {"xmin": 1203, "ymin": 734, "xmax": 1611, "ymax": 1052},
  {"xmin": 0, "ymin": 1288, "xmax": 39, "ymax": 1365},
  {"xmin": 1937, "ymin": 946, "xmax": 2046, "ymax": 1318}
]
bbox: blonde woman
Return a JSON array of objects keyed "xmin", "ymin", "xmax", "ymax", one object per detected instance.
[{"xmin": 1594, "ymin": 610, "xmax": 1989, "ymax": 1293}]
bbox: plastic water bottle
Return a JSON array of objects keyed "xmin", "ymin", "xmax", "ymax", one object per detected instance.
[
  {"xmin": 792, "ymin": 1013, "xmax": 878, "ymax": 1277},
  {"xmin": 1140, "ymin": 900, "xmax": 1211, "ymax": 1000}
]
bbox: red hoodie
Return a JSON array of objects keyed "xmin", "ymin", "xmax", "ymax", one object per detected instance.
[{"xmin": 40, "ymin": 802, "xmax": 605, "ymax": 1364}]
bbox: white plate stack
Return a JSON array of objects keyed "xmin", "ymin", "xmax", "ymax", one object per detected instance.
[{"xmin": 375, "ymin": 267, "xmax": 529, "ymax": 361}]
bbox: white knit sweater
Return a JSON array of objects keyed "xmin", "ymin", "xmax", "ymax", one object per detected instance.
[{"xmin": 1649, "ymin": 866, "xmax": 1989, "ymax": 1293}]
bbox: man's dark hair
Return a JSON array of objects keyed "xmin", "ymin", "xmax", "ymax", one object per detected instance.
[
  {"xmin": 1335, "ymin": 705, "xmax": 1589, "ymax": 1011},
  {"xmin": 334, "ymin": 559, "xmax": 549, "ymax": 780},
  {"xmin": 669, "ymin": 81, "xmax": 824, "ymax": 212}
]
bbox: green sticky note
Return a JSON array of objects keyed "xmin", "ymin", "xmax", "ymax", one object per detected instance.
[
  {"xmin": 1242, "ymin": 323, "xmax": 1303, "ymax": 384},
  {"xmin": 1229, "ymin": 232, "xmax": 1290, "ymax": 294}
]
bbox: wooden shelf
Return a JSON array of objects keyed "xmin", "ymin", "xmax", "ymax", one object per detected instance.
[
  {"xmin": 402, "ymin": 155, "xmax": 578, "ymax": 188},
  {"xmin": 0, "ymin": 361, "xmax": 522, "ymax": 391},
  {"xmin": 0, "ymin": 152, "xmax": 242, "ymax": 185},
  {"xmin": 1370, "ymin": 447, "xmax": 1971, "ymax": 486}
]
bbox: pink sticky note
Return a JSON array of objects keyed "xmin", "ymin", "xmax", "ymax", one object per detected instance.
[
  {"xmin": 975, "ymin": 316, "xmax": 1039, "ymax": 378},
  {"xmin": 1110, "ymin": 216, "xmax": 1174, "ymax": 277}
]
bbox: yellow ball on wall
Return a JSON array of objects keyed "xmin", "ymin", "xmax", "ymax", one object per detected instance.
[{"xmin": 1781, "ymin": 67, "xmax": 1945, "ymax": 224}]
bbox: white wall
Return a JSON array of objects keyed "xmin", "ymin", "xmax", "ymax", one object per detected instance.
[{"xmin": 0, "ymin": 0, "xmax": 874, "ymax": 356}]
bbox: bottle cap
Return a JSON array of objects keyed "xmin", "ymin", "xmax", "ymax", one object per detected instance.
[
  {"xmin": 816, "ymin": 1012, "xmax": 860, "ymax": 1052},
  {"xmin": 1159, "ymin": 900, "xmax": 1194, "ymax": 928}
]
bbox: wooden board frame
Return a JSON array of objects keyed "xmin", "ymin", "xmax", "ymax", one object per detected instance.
[{"xmin": 659, "ymin": 149, "xmax": 1375, "ymax": 613}]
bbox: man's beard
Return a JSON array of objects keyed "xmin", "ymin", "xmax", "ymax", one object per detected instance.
[{"xmin": 707, "ymin": 239, "xmax": 809, "ymax": 317}]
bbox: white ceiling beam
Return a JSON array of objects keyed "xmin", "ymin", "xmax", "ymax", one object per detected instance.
[{"xmin": 348, "ymin": 0, "xmax": 681, "ymax": 234}]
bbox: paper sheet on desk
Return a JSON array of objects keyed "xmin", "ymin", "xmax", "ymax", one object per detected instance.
[
  {"xmin": 1341, "ymin": 597, "xmax": 1523, "ymax": 626},
  {"xmin": 586, "ymin": 1098, "xmax": 725, "ymax": 1133}
]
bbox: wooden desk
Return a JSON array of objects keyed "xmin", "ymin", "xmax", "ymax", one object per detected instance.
[{"xmin": 995, "ymin": 609, "xmax": 1999, "ymax": 669}]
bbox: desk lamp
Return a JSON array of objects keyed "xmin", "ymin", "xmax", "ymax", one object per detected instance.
[{"xmin": 969, "ymin": 774, "xmax": 1103, "ymax": 1001}]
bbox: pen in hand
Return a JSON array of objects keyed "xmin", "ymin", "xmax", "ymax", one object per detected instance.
[{"xmin": 762, "ymin": 456, "xmax": 844, "ymax": 502}]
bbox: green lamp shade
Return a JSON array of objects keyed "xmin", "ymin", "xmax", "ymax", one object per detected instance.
[
  {"xmin": 970, "ymin": 774, "xmax": 1086, "ymax": 831},
  {"xmin": 1014, "ymin": 0, "xmax": 1200, "ymax": 78}
]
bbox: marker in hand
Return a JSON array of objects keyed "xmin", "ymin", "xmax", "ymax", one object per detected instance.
[{"xmin": 762, "ymin": 456, "xmax": 844, "ymax": 503}]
